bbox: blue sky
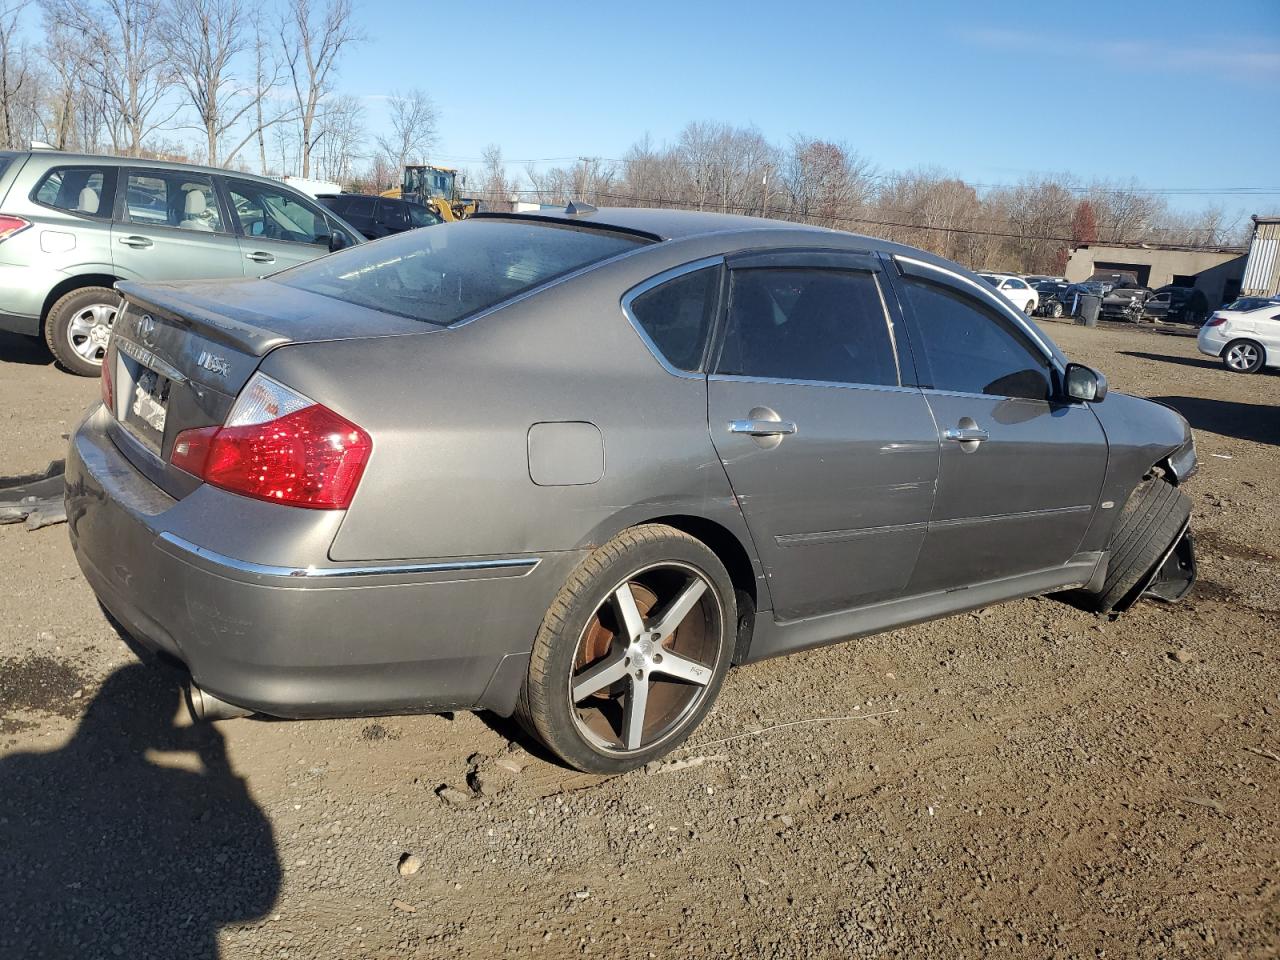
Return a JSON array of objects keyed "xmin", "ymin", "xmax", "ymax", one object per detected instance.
[{"xmin": 351, "ymin": 0, "xmax": 1280, "ymax": 216}]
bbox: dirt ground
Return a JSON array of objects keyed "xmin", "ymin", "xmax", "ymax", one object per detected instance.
[{"xmin": 0, "ymin": 320, "xmax": 1277, "ymax": 959}]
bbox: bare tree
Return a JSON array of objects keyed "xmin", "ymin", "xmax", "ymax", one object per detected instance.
[
  {"xmin": 476, "ymin": 144, "xmax": 513, "ymax": 210},
  {"xmin": 0, "ymin": 1, "xmax": 34, "ymax": 149},
  {"xmin": 42, "ymin": 0, "xmax": 176, "ymax": 155},
  {"xmin": 281, "ymin": 0, "xmax": 360, "ymax": 177},
  {"xmin": 311, "ymin": 93, "xmax": 364, "ymax": 183},
  {"xmin": 374, "ymin": 88, "xmax": 437, "ymax": 172}
]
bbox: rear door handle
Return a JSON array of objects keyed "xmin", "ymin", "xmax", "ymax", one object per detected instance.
[
  {"xmin": 729, "ymin": 418, "xmax": 798, "ymax": 437},
  {"xmin": 943, "ymin": 427, "xmax": 990, "ymax": 443},
  {"xmin": 118, "ymin": 236, "xmax": 153, "ymax": 248},
  {"xmin": 245, "ymin": 251, "xmax": 275, "ymax": 264}
]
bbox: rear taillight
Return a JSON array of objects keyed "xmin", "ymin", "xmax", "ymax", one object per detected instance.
[
  {"xmin": 0, "ymin": 214, "xmax": 30, "ymax": 242},
  {"xmin": 100, "ymin": 353, "xmax": 114, "ymax": 410},
  {"xmin": 171, "ymin": 373, "xmax": 371, "ymax": 509},
  {"xmin": 1205, "ymin": 315, "xmax": 1227, "ymax": 327}
]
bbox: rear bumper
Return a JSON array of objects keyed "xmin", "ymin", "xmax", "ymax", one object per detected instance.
[
  {"xmin": 66, "ymin": 406, "xmax": 583, "ymax": 718},
  {"xmin": 1197, "ymin": 327, "xmax": 1227, "ymax": 358}
]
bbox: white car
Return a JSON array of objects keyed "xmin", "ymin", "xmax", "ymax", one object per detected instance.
[
  {"xmin": 979, "ymin": 273, "xmax": 1039, "ymax": 315},
  {"xmin": 1197, "ymin": 297, "xmax": 1280, "ymax": 373}
]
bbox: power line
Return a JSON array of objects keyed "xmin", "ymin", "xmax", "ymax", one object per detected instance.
[{"xmin": 499, "ymin": 188, "xmax": 1244, "ymax": 251}]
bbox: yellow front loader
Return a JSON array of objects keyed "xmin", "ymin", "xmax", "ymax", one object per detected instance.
[{"xmin": 380, "ymin": 164, "xmax": 479, "ymax": 222}]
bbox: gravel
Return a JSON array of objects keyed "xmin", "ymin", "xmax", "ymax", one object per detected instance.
[{"xmin": 1, "ymin": 323, "xmax": 1277, "ymax": 957}]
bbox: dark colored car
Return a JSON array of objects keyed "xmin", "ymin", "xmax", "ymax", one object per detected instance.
[
  {"xmin": 1100, "ymin": 286, "xmax": 1152, "ymax": 322},
  {"xmin": 317, "ymin": 193, "xmax": 440, "ymax": 240},
  {"xmin": 1032, "ymin": 280, "xmax": 1071, "ymax": 318},
  {"xmin": 1143, "ymin": 285, "xmax": 1210, "ymax": 325},
  {"xmin": 67, "ymin": 207, "xmax": 1199, "ymax": 773}
]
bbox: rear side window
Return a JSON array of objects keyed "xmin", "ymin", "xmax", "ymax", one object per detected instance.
[
  {"xmin": 276, "ymin": 219, "xmax": 649, "ymax": 325},
  {"xmin": 627, "ymin": 266, "xmax": 720, "ymax": 372},
  {"xmin": 33, "ymin": 166, "xmax": 111, "ymax": 217},
  {"xmin": 898, "ymin": 278, "xmax": 1052, "ymax": 401},
  {"xmin": 716, "ymin": 268, "xmax": 900, "ymax": 387},
  {"xmin": 125, "ymin": 171, "xmax": 223, "ymax": 232},
  {"xmin": 346, "ymin": 196, "xmax": 376, "ymax": 218},
  {"xmin": 319, "ymin": 196, "xmax": 350, "ymax": 215}
]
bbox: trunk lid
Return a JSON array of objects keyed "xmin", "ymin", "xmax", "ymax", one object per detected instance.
[{"xmin": 107, "ymin": 277, "xmax": 435, "ymax": 499}]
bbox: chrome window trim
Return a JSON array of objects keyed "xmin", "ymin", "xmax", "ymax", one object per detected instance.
[
  {"xmin": 893, "ymin": 254, "xmax": 1061, "ymax": 368},
  {"xmin": 157, "ymin": 532, "xmax": 540, "ymax": 581},
  {"xmin": 620, "ymin": 255, "xmax": 726, "ymax": 379},
  {"xmin": 708, "ymin": 373, "xmax": 921, "ymax": 395}
]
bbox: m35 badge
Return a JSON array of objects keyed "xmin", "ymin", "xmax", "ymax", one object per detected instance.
[{"xmin": 197, "ymin": 351, "xmax": 230, "ymax": 377}]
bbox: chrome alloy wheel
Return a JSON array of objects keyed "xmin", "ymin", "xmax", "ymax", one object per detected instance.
[
  {"xmin": 66, "ymin": 302, "xmax": 118, "ymax": 365},
  {"xmin": 568, "ymin": 561, "xmax": 724, "ymax": 755},
  {"xmin": 1224, "ymin": 341, "xmax": 1260, "ymax": 372}
]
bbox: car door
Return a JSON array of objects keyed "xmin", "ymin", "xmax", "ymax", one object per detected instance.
[
  {"xmin": 1145, "ymin": 291, "xmax": 1171, "ymax": 320},
  {"xmin": 111, "ymin": 169, "xmax": 244, "ymax": 281},
  {"xmin": 705, "ymin": 251, "xmax": 940, "ymax": 621},
  {"xmin": 888, "ymin": 257, "xmax": 1108, "ymax": 593},
  {"xmin": 376, "ymin": 199, "xmax": 411, "ymax": 235},
  {"xmin": 223, "ymin": 177, "xmax": 349, "ymax": 272}
]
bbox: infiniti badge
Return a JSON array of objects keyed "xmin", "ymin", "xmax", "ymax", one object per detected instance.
[{"xmin": 136, "ymin": 313, "xmax": 156, "ymax": 344}]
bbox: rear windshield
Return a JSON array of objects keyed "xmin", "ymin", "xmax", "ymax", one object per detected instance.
[{"xmin": 275, "ymin": 219, "xmax": 650, "ymax": 325}]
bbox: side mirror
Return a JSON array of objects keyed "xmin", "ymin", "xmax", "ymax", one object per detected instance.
[
  {"xmin": 1065, "ymin": 362, "xmax": 1107, "ymax": 403},
  {"xmin": 327, "ymin": 232, "xmax": 348, "ymax": 252}
]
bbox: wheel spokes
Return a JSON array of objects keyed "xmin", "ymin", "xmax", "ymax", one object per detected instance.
[
  {"xmin": 650, "ymin": 578, "xmax": 707, "ymax": 641},
  {"xmin": 622, "ymin": 672, "xmax": 650, "ymax": 750},
  {"xmin": 651, "ymin": 649, "xmax": 712, "ymax": 686},
  {"xmin": 571, "ymin": 647, "xmax": 628, "ymax": 701},
  {"xmin": 610, "ymin": 584, "xmax": 646, "ymax": 641}
]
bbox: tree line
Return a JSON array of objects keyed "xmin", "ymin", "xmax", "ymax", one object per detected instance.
[{"xmin": 0, "ymin": 2, "xmax": 1251, "ymax": 275}]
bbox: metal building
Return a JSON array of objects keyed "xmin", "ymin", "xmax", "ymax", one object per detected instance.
[{"xmin": 1241, "ymin": 215, "xmax": 1280, "ymax": 297}]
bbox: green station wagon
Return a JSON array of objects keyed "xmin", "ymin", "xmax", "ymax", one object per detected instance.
[{"xmin": 0, "ymin": 151, "xmax": 362, "ymax": 375}]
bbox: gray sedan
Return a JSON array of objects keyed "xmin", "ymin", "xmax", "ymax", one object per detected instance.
[{"xmin": 66, "ymin": 207, "xmax": 1198, "ymax": 773}]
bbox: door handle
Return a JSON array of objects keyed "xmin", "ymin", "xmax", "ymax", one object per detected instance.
[
  {"xmin": 118, "ymin": 236, "xmax": 153, "ymax": 248},
  {"xmin": 943, "ymin": 427, "xmax": 990, "ymax": 443},
  {"xmin": 245, "ymin": 251, "xmax": 275, "ymax": 264},
  {"xmin": 729, "ymin": 418, "xmax": 798, "ymax": 437}
]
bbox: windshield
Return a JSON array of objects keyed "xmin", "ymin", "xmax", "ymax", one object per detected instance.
[
  {"xmin": 274, "ymin": 218, "xmax": 650, "ymax": 325},
  {"xmin": 980, "ymin": 275, "xmax": 1000, "ymax": 286},
  {"xmin": 1226, "ymin": 296, "xmax": 1278, "ymax": 311}
]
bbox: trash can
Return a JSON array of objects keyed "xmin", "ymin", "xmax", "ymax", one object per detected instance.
[{"xmin": 1075, "ymin": 294, "xmax": 1101, "ymax": 327}]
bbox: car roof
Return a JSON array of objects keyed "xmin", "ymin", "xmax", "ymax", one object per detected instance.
[
  {"xmin": 14, "ymin": 150, "xmax": 290, "ymax": 190},
  {"xmin": 478, "ymin": 206, "xmax": 841, "ymax": 243}
]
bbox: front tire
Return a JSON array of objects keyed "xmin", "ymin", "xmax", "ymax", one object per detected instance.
[
  {"xmin": 1088, "ymin": 476, "xmax": 1191, "ymax": 613},
  {"xmin": 1222, "ymin": 339, "xmax": 1264, "ymax": 374},
  {"xmin": 1050, "ymin": 301, "xmax": 1064, "ymax": 318},
  {"xmin": 44, "ymin": 286, "xmax": 119, "ymax": 377},
  {"xmin": 1024, "ymin": 300, "xmax": 1035, "ymax": 315},
  {"xmin": 516, "ymin": 524, "xmax": 736, "ymax": 773}
]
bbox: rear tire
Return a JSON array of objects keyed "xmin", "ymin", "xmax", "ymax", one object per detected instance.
[
  {"xmin": 1051, "ymin": 301, "xmax": 1064, "ymax": 318},
  {"xmin": 1088, "ymin": 476, "xmax": 1191, "ymax": 613},
  {"xmin": 1024, "ymin": 300, "xmax": 1035, "ymax": 315},
  {"xmin": 1221, "ymin": 339, "xmax": 1264, "ymax": 374},
  {"xmin": 516, "ymin": 524, "xmax": 736, "ymax": 774},
  {"xmin": 44, "ymin": 286, "xmax": 119, "ymax": 377}
]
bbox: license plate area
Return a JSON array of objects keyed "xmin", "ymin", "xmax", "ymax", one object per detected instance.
[{"xmin": 119, "ymin": 356, "xmax": 171, "ymax": 453}]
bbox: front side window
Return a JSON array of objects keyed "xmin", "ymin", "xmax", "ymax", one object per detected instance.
[
  {"xmin": 227, "ymin": 180, "xmax": 330, "ymax": 245},
  {"xmin": 379, "ymin": 200, "xmax": 410, "ymax": 229},
  {"xmin": 899, "ymin": 278, "xmax": 1052, "ymax": 401},
  {"xmin": 715, "ymin": 268, "xmax": 899, "ymax": 387},
  {"xmin": 125, "ymin": 172, "xmax": 223, "ymax": 232},
  {"xmin": 627, "ymin": 266, "xmax": 719, "ymax": 372},
  {"xmin": 1006, "ymin": 278, "xmax": 1027, "ymax": 290},
  {"xmin": 33, "ymin": 166, "xmax": 110, "ymax": 217},
  {"xmin": 276, "ymin": 219, "xmax": 649, "ymax": 325}
]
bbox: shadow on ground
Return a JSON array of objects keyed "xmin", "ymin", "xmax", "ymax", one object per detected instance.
[
  {"xmin": 0, "ymin": 330, "xmax": 51, "ymax": 366},
  {"xmin": 1151, "ymin": 395, "xmax": 1280, "ymax": 446},
  {"xmin": 1119, "ymin": 350, "xmax": 1222, "ymax": 372},
  {"xmin": 0, "ymin": 662, "xmax": 280, "ymax": 959}
]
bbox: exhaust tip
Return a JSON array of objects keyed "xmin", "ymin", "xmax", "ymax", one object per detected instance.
[{"xmin": 186, "ymin": 683, "xmax": 253, "ymax": 722}]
